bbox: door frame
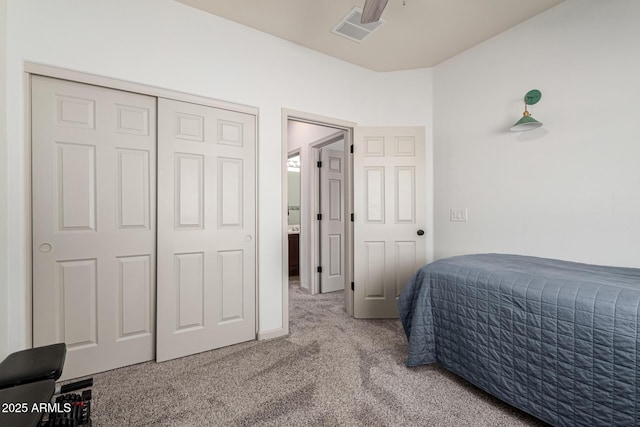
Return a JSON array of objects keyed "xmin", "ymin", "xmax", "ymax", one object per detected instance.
[
  {"xmin": 25, "ymin": 62, "xmax": 260, "ymax": 351},
  {"xmin": 281, "ymin": 109, "xmax": 356, "ymax": 318}
]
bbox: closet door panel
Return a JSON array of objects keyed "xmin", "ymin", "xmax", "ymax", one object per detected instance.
[
  {"xmin": 32, "ymin": 75, "xmax": 156, "ymax": 380},
  {"xmin": 156, "ymin": 98, "xmax": 256, "ymax": 362}
]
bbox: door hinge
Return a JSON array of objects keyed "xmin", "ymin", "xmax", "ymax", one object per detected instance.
[
  {"xmin": 350, "ymin": 144, "xmax": 354, "ymax": 154},
  {"xmin": 350, "ymin": 213, "xmax": 354, "ymax": 222},
  {"xmin": 317, "ymin": 161, "xmax": 322, "ymax": 168},
  {"xmin": 317, "ymin": 213, "xmax": 322, "ymax": 221},
  {"xmin": 351, "ymin": 281, "xmax": 354, "ymax": 291},
  {"xmin": 317, "ymin": 266, "xmax": 323, "ymax": 273}
]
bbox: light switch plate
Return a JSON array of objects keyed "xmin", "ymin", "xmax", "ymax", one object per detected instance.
[{"xmin": 450, "ymin": 208, "xmax": 468, "ymax": 222}]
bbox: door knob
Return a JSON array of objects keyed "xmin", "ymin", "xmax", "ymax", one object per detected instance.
[{"xmin": 417, "ymin": 229, "xmax": 425, "ymax": 236}]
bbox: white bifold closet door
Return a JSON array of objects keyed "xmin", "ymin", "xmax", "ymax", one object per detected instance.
[
  {"xmin": 32, "ymin": 75, "xmax": 157, "ymax": 380},
  {"xmin": 156, "ymin": 98, "xmax": 256, "ymax": 362},
  {"xmin": 33, "ymin": 76, "xmax": 257, "ymax": 378}
]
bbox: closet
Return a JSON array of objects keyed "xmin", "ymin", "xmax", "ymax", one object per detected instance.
[{"xmin": 31, "ymin": 75, "xmax": 257, "ymax": 379}]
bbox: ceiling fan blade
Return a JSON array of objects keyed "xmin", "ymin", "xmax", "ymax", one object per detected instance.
[{"xmin": 361, "ymin": 0, "xmax": 389, "ymax": 24}]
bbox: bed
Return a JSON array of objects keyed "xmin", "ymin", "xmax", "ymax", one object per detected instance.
[{"xmin": 398, "ymin": 253, "xmax": 640, "ymax": 427}]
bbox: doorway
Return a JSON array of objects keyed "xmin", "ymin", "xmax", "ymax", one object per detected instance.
[
  {"xmin": 282, "ymin": 111, "xmax": 356, "ymax": 317},
  {"xmin": 282, "ymin": 109, "xmax": 429, "ymax": 323},
  {"xmin": 287, "ymin": 152, "xmax": 301, "ymax": 278}
]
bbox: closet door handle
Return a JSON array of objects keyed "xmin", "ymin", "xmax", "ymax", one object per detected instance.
[{"xmin": 417, "ymin": 230, "xmax": 425, "ymax": 236}]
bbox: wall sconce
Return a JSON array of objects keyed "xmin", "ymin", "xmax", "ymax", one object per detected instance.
[{"xmin": 510, "ymin": 89, "xmax": 542, "ymax": 131}]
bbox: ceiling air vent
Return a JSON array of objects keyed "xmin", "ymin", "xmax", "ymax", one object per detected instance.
[{"xmin": 331, "ymin": 7, "xmax": 386, "ymax": 43}]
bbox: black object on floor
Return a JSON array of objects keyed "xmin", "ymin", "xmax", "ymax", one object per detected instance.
[
  {"xmin": 0, "ymin": 343, "xmax": 66, "ymax": 389},
  {"xmin": 0, "ymin": 343, "xmax": 93, "ymax": 426},
  {"xmin": 0, "ymin": 380, "xmax": 56, "ymax": 427},
  {"xmin": 40, "ymin": 389, "xmax": 92, "ymax": 427}
]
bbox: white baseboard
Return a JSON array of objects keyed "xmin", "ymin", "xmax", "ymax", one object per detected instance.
[{"xmin": 257, "ymin": 327, "xmax": 288, "ymax": 341}]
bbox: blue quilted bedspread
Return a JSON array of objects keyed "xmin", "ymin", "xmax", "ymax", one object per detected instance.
[{"xmin": 398, "ymin": 253, "xmax": 640, "ymax": 427}]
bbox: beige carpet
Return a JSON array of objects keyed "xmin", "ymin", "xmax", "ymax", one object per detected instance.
[{"xmin": 78, "ymin": 280, "xmax": 545, "ymax": 426}]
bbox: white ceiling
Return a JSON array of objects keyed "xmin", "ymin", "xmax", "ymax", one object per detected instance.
[{"xmin": 176, "ymin": 0, "xmax": 564, "ymax": 71}]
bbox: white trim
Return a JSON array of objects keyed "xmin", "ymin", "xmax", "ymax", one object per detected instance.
[
  {"xmin": 283, "ymin": 109, "xmax": 356, "ymax": 131},
  {"xmin": 0, "ymin": 0, "xmax": 7, "ymax": 359},
  {"xmin": 311, "ymin": 146, "xmax": 320, "ymax": 294},
  {"xmin": 257, "ymin": 327, "xmax": 287, "ymax": 341},
  {"xmin": 311, "ymin": 131, "xmax": 345, "ymax": 147},
  {"xmin": 254, "ymin": 114, "xmax": 261, "ymax": 338},
  {"xmin": 345, "ymin": 127, "xmax": 354, "ymax": 317},
  {"xmin": 280, "ymin": 112, "xmax": 291, "ymax": 337},
  {"xmin": 24, "ymin": 62, "xmax": 259, "ymax": 116},
  {"xmin": 23, "ymin": 72, "xmax": 32, "ymax": 348}
]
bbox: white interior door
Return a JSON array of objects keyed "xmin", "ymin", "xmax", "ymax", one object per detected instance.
[
  {"xmin": 353, "ymin": 127, "xmax": 426, "ymax": 318},
  {"xmin": 32, "ymin": 75, "xmax": 156, "ymax": 379},
  {"xmin": 320, "ymin": 147, "xmax": 346, "ymax": 293},
  {"xmin": 156, "ymin": 98, "xmax": 256, "ymax": 362}
]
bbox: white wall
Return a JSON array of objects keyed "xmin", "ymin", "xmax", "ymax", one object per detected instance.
[
  {"xmin": 3, "ymin": 0, "xmax": 432, "ymax": 352},
  {"xmin": 377, "ymin": 69, "xmax": 435, "ymax": 264},
  {"xmin": 0, "ymin": 0, "xmax": 9, "ymax": 359},
  {"xmin": 433, "ymin": 0, "xmax": 640, "ymax": 267}
]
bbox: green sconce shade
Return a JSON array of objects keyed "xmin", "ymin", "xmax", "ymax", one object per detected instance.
[
  {"xmin": 510, "ymin": 111, "xmax": 542, "ymax": 131},
  {"xmin": 510, "ymin": 89, "xmax": 543, "ymax": 132}
]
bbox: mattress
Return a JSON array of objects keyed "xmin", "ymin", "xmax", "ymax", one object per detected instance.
[{"xmin": 398, "ymin": 253, "xmax": 640, "ymax": 426}]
